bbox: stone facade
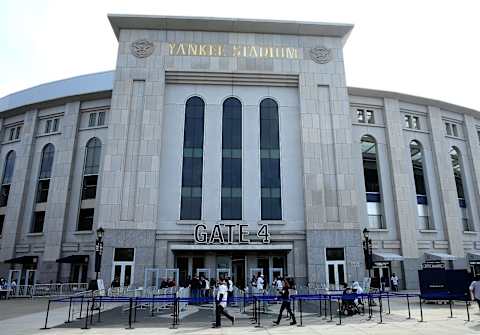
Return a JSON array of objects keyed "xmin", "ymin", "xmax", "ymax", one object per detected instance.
[{"xmin": 0, "ymin": 15, "xmax": 478, "ymax": 290}]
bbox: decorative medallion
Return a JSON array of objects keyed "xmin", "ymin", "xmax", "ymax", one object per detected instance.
[
  {"xmin": 130, "ymin": 39, "xmax": 155, "ymax": 58},
  {"xmin": 309, "ymin": 46, "xmax": 332, "ymax": 64}
]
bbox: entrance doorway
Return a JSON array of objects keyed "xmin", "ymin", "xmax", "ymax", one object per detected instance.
[
  {"xmin": 112, "ymin": 248, "xmax": 134, "ymax": 287},
  {"xmin": 373, "ymin": 262, "xmax": 391, "ymax": 290},
  {"xmin": 325, "ymin": 248, "xmax": 346, "ymax": 290},
  {"xmin": 231, "ymin": 257, "xmax": 245, "ymax": 289}
]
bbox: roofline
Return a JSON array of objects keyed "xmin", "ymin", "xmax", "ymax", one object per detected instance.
[
  {"xmin": 107, "ymin": 14, "xmax": 354, "ymax": 43},
  {"xmin": 0, "ymin": 71, "xmax": 478, "ymax": 117},
  {"xmin": 348, "ymin": 86, "xmax": 479, "ymax": 116}
]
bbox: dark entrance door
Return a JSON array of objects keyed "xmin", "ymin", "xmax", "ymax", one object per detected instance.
[{"xmin": 231, "ymin": 256, "xmax": 245, "ymax": 289}]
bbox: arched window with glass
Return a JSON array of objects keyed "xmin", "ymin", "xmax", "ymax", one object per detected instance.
[
  {"xmin": 221, "ymin": 97, "xmax": 242, "ymax": 220},
  {"xmin": 180, "ymin": 97, "xmax": 205, "ymax": 220},
  {"xmin": 78, "ymin": 137, "xmax": 102, "ymax": 231},
  {"xmin": 410, "ymin": 140, "xmax": 431, "ymax": 230},
  {"xmin": 32, "ymin": 144, "xmax": 55, "ymax": 233},
  {"xmin": 361, "ymin": 135, "xmax": 384, "ymax": 229},
  {"xmin": 0, "ymin": 150, "xmax": 16, "ymax": 207},
  {"xmin": 450, "ymin": 147, "xmax": 471, "ymax": 231},
  {"xmin": 260, "ymin": 98, "xmax": 282, "ymax": 220}
]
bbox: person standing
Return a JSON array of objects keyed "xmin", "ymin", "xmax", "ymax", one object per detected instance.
[
  {"xmin": 390, "ymin": 273, "xmax": 399, "ymax": 292},
  {"xmin": 257, "ymin": 274, "xmax": 265, "ymax": 291},
  {"xmin": 227, "ymin": 276, "xmax": 234, "ymax": 305},
  {"xmin": 213, "ymin": 278, "xmax": 235, "ymax": 328},
  {"xmin": 273, "ymin": 279, "xmax": 297, "ymax": 326},
  {"xmin": 469, "ymin": 278, "xmax": 480, "ymax": 310}
]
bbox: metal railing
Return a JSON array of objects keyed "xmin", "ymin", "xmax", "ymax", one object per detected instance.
[{"xmin": 6, "ymin": 283, "xmax": 88, "ymax": 298}]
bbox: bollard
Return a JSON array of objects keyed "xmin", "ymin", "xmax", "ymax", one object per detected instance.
[
  {"xmin": 90, "ymin": 294, "xmax": 96, "ymax": 325},
  {"xmin": 386, "ymin": 291, "xmax": 391, "ymax": 314},
  {"xmin": 324, "ymin": 295, "xmax": 327, "ymax": 319},
  {"xmin": 151, "ymin": 294, "xmax": 155, "ymax": 317},
  {"xmin": 243, "ymin": 291, "xmax": 246, "ymax": 314},
  {"xmin": 466, "ymin": 300, "xmax": 470, "ymax": 322},
  {"xmin": 449, "ymin": 299, "xmax": 453, "ymax": 318},
  {"xmin": 378, "ymin": 295, "xmax": 383, "ymax": 324},
  {"xmin": 368, "ymin": 295, "xmax": 372, "ymax": 320},
  {"xmin": 65, "ymin": 296, "xmax": 73, "ymax": 323},
  {"xmin": 97, "ymin": 296, "xmax": 102, "ymax": 323},
  {"xmin": 419, "ymin": 296, "xmax": 424, "ymax": 322},
  {"xmin": 337, "ymin": 298, "xmax": 342, "ymax": 326},
  {"xmin": 298, "ymin": 298, "xmax": 303, "ymax": 327},
  {"xmin": 41, "ymin": 300, "xmax": 51, "ymax": 329},
  {"xmin": 406, "ymin": 295, "xmax": 411, "ymax": 319},
  {"xmin": 319, "ymin": 297, "xmax": 322, "ymax": 317},
  {"xmin": 126, "ymin": 297, "xmax": 134, "ymax": 329},
  {"xmin": 329, "ymin": 296, "xmax": 333, "ymax": 322},
  {"xmin": 133, "ymin": 297, "xmax": 138, "ymax": 323},
  {"xmin": 255, "ymin": 298, "xmax": 262, "ymax": 328},
  {"xmin": 78, "ymin": 295, "xmax": 84, "ymax": 319},
  {"xmin": 82, "ymin": 300, "xmax": 90, "ymax": 330}
]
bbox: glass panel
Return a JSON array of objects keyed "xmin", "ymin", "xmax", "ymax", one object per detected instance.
[
  {"xmin": 114, "ymin": 248, "xmax": 134, "ymax": 262},
  {"xmin": 114, "ymin": 265, "xmax": 121, "ymax": 281},
  {"xmin": 124, "ymin": 265, "xmax": 132, "ymax": 287},
  {"xmin": 328, "ymin": 264, "xmax": 335, "ymax": 285},
  {"xmin": 357, "ymin": 109, "xmax": 365, "ymax": 123},
  {"xmin": 338, "ymin": 264, "xmax": 345, "ymax": 285},
  {"xmin": 450, "ymin": 147, "xmax": 465, "ymax": 199},
  {"xmin": 192, "ymin": 257, "xmax": 205, "ymax": 276},
  {"xmin": 31, "ymin": 211, "xmax": 45, "ymax": 233},
  {"xmin": 84, "ymin": 138, "xmax": 102, "ymax": 175},
  {"xmin": 0, "ymin": 215, "xmax": 4, "ymax": 235},
  {"xmin": 221, "ymin": 97, "xmax": 242, "ymax": 220},
  {"xmin": 45, "ymin": 120, "xmax": 52, "ymax": 133},
  {"xmin": 0, "ymin": 185, "xmax": 10, "ymax": 207},
  {"xmin": 410, "ymin": 141, "xmax": 427, "ymax": 196},
  {"xmin": 36, "ymin": 179, "xmax": 50, "ymax": 203},
  {"xmin": 9, "ymin": 128, "xmax": 14, "ymax": 141},
  {"xmin": 361, "ymin": 135, "xmax": 380, "ymax": 193},
  {"xmin": 82, "ymin": 175, "xmax": 98, "ymax": 200},
  {"xmin": 77, "ymin": 208, "xmax": 94, "ymax": 231},
  {"xmin": 326, "ymin": 248, "xmax": 344, "ymax": 261},
  {"xmin": 88, "ymin": 113, "xmax": 97, "ymax": 127},
  {"xmin": 39, "ymin": 144, "xmax": 55, "ymax": 179},
  {"xmin": 97, "ymin": 112, "xmax": 106, "ymax": 126},
  {"xmin": 180, "ymin": 97, "xmax": 205, "ymax": 220},
  {"xmin": 366, "ymin": 110, "xmax": 375, "ymax": 124},
  {"xmin": 15, "ymin": 127, "xmax": 20, "ymax": 140},
  {"xmin": 52, "ymin": 118, "xmax": 59, "ymax": 132},
  {"xmin": 176, "ymin": 256, "xmax": 189, "ymax": 287},
  {"xmin": 2, "ymin": 151, "xmax": 16, "ymax": 185}
]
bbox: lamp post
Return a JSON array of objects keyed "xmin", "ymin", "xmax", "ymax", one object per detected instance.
[
  {"xmin": 94, "ymin": 227, "xmax": 104, "ymax": 281},
  {"xmin": 362, "ymin": 228, "xmax": 373, "ymax": 277}
]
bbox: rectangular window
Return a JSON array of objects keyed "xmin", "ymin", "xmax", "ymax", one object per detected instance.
[
  {"xmin": 452, "ymin": 124, "xmax": 458, "ymax": 137},
  {"xmin": 36, "ymin": 179, "xmax": 50, "ymax": 203},
  {"xmin": 82, "ymin": 175, "xmax": 98, "ymax": 200},
  {"xmin": 412, "ymin": 116, "xmax": 420, "ymax": 129},
  {"xmin": 404, "ymin": 115, "xmax": 411, "ymax": 128},
  {"xmin": 78, "ymin": 208, "xmax": 94, "ymax": 231},
  {"xmin": 0, "ymin": 215, "xmax": 4, "ymax": 235},
  {"xmin": 326, "ymin": 248, "xmax": 345, "ymax": 261},
  {"xmin": 0, "ymin": 185, "xmax": 10, "ymax": 207},
  {"xmin": 357, "ymin": 109, "xmax": 365, "ymax": 123},
  {"xmin": 31, "ymin": 211, "xmax": 45, "ymax": 233},
  {"xmin": 366, "ymin": 110, "xmax": 375, "ymax": 124},
  {"xmin": 15, "ymin": 126, "xmax": 21, "ymax": 139},
  {"xmin": 97, "ymin": 112, "xmax": 106, "ymax": 126},
  {"xmin": 8, "ymin": 128, "xmax": 15, "ymax": 141},
  {"xmin": 368, "ymin": 214, "xmax": 385, "ymax": 229},
  {"xmin": 114, "ymin": 248, "xmax": 134, "ymax": 262},
  {"xmin": 445, "ymin": 122, "xmax": 452, "ymax": 136},
  {"xmin": 88, "ymin": 113, "xmax": 97, "ymax": 127},
  {"xmin": 45, "ymin": 120, "xmax": 52, "ymax": 133},
  {"xmin": 477, "ymin": 130, "xmax": 480, "ymax": 143},
  {"xmin": 52, "ymin": 118, "xmax": 59, "ymax": 132}
]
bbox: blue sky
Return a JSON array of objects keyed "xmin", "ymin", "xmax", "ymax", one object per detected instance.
[{"xmin": 1, "ymin": 0, "xmax": 479, "ymax": 110}]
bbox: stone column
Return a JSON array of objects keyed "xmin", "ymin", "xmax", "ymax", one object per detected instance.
[
  {"xmin": 427, "ymin": 106, "xmax": 465, "ymax": 266},
  {"xmin": 0, "ymin": 110, "xmax": 38, "ymax": 261},
  {"xmin": 41, "ymin": 102, "xmax": 81, "ymax": 282},
  {"xmin": 383, "ymin": 98, "xmax": 419, "ymax": 289}
]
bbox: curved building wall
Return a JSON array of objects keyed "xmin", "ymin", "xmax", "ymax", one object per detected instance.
[{"xmin": 0, "ymin": 15, "xmax": 479, "ymax": 289}]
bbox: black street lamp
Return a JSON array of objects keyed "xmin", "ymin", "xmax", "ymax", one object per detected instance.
[
  {"xmin": 362, "ymin": 228, "xmax": 373, "ymax": 277},
  {"xmin": 95, "ymin": 227, "xmax": 104, "ymax": 280}
]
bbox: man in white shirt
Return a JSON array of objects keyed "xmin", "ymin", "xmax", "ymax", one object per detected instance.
[
  {"xmin": 275, "ymin": 277, "xmax": 283, "ymax": 291},
  {"xmin": 213, "ymin": 278, "xmax": 234, "ymax": 328},
  {"xmin": 257, "ymin": 274, "xmax": 265, "ymax": 291},
  {"xmin": 469, "ymin": 279, "xmax": 480, "ymax": 311},
  {"xmin": 390, "ymin": 274, "xmax": 399, "ymax": 292}
]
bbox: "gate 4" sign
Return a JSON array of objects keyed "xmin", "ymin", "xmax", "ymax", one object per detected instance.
[{"xmin": 194, "ymin": 223, "xmax": 270, "ymax": 244}]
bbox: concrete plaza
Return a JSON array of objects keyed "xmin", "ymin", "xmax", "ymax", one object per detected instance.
[{"xmin": 1, "ymin": 295, "xmax": 480, "ymax": 335}]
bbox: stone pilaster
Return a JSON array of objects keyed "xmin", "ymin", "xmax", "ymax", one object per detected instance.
[{"xmin": 383, "ymin": 98, "xmax": 419, "ymax": 289}]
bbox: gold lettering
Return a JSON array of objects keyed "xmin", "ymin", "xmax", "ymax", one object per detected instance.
[
  {"xmin": 243, "ymin": 46, "xmax": 247, "ymax": 57},
  {"xmin": 199, "ymin": 44, "xmax": 207, "ymax": 56},
  {"xmin": 249, "ymin": 46, "xmax": 258, "ymax": 57},
  {"xmin": 232, "ymin": 45, "xmax": 242, "ymax": 57},
  {"xmin": 187, "ymin": 44, "xmax": 198, "ymax": 56},
  {"xmin": 177, "ymin": 43, "xmax": 186, "ymax": 55},
  {"xmin": 217, "ymin": 45, "xmax": 224, "ymax": 56},
  {"xmin": 168, "ymin": 43, "xmax": 176, "ymax": 55},
  {"xmin": 286, "ymin": 48, "xmax": 298, "ymax": 59}
]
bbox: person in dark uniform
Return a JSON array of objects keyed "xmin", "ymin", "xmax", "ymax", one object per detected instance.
[{"xmin": 273, "ymin": 278, "xmax": 297, "ymax": 326}]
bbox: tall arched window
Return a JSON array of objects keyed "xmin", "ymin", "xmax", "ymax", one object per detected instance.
[
  {"xmin": 180, "ymin": 97, "xmax": 205, "ymax": 220},
  {"xmin": 410, "ymin": 140, "xmax": 431, "ymax": 229},
  {"xmin": 32, "ymin": 144, "xmax": 55, "ymax": 233},
  {"xmin": 78, "ymin": 138, "xmax": 102, "ymax": 231},
  {"xmin": 361, "ymin": 135, "xmax": 384, "ymax": 229},
  {"xmin": 450, "ymin": 147, "xmax": 471, "ymax": 231},
  {"xmin": 221, "ymin": 97, "xmax": 242, "ymax": 220},
  {"xmin": 0, "ymin": 150, "xmax": 16, "ymax": 207},
  {"xmin": 260, "ymin": 98, "xmax": 282, "ymax": 220}
]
